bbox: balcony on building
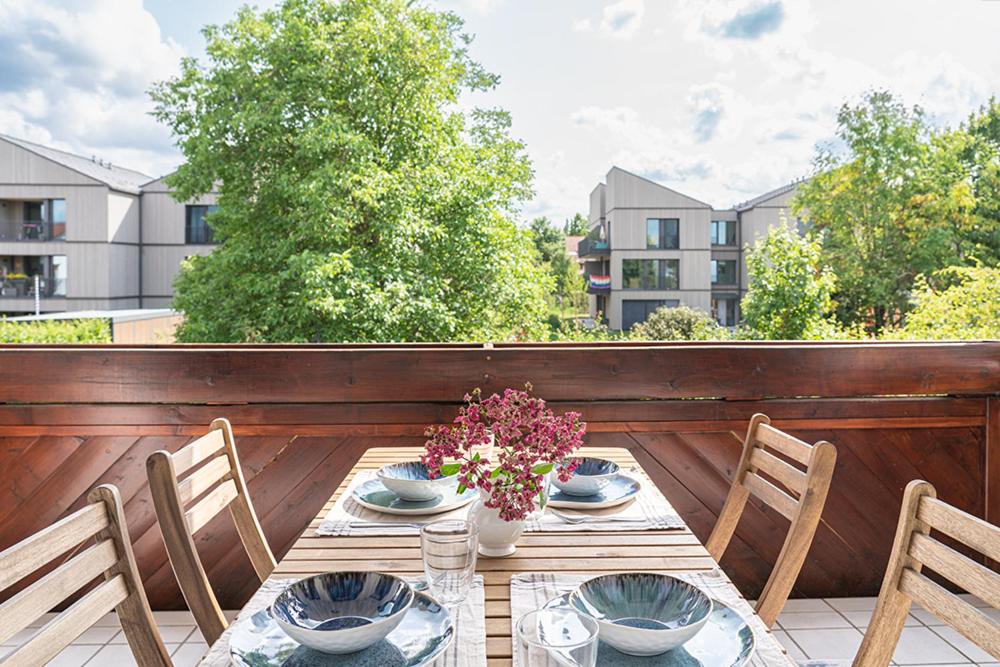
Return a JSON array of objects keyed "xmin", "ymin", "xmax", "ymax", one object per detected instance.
[
  {"xmin": 577, "ymin": 229, "xmax": 610, "ymax": 258},
  {"xmin": 0, "ymin": 255, "xmax": 67, "ymax": 299},
  {"xmin": 587, "ymin": 274, "xmax": 611, "ymax": 294},
  {"xmin": 0, "ymin": 198, "xmax": 66, "ymax": 242}
]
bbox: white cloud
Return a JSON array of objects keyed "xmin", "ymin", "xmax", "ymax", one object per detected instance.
[
  {"xmin": 601, "ymin": 0, "xmax": 645, "ymax": 39},
  {"xmin": 575, "ymin": 0, "xmax": 645, "ymax": 40},
  {"xmin": 0, "ymin": 0, "xmax": 184, "ymax": 176}
]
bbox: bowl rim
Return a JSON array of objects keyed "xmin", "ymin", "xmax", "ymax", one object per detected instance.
[
  {"xmin": 376, "ymin": 461, "xmax": 455, "ymax": 484},
  {"xmin": 568, "ymin": 572, "xmax": 713, "ymax": 632},
  {"xmin": 270, "ymin": 571, "xmax": 415, "ymax": 632},
  {"xmin": 558, "ymin": 457, "xmax": 621, "ymax": 479}
]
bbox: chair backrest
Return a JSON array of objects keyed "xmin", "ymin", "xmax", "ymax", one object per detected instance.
[
  {"xmin": 705, "ymin": 413, "xmax": 837, "ymax": 627},
  {"xmin": 146, "ymin": 418, "xmax": 275, "ymax": 645},
  {"xmin": 854, "ymin": 480, "xmax": 1000, "ymax": 666},
  {"xmin": 0, "ymin": 485, "xmax": 171, "ymax": 667}
]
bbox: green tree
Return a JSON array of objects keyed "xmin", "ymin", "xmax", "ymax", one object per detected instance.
[
  {"xmin": 889, "ymin": 265, "xmax": 1000, "ymax": 340},
  {"xmin": 794, "ymin": 91, "xmax": 930, "ymax": 332},
  {"xmin": 740, "ymin": 221, "xmax": 844, "ymax": 340},
  {"xmin": 795, "ymin": 90, "xmax": 1000, "ymax": 334},
  {"xmin": 152, "ymin": 0, "xmax": 550, "ymax": 342},
  {"xmin": 630, "ymin": 305, "xmax": 728, "ymax": 341},
  {"xmin": 529, "ymin": 216, "xmax": 586, "ymax": 318},
  {"xmin": 960, "ymin": 98, "xmax": 1000, "ymax": 264},
  {"xmin": 564, "ymin": 213, "xmax": 589, "ymax": 236}
]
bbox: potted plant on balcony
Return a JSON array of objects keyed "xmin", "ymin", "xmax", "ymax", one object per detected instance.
[{"xmin": 422, "ymin": 384, "xmax": 586, "ymax": 556}]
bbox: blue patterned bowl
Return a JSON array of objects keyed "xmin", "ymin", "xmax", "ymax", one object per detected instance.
[
  {"xmin": 569, "ymin": 573, "xmax": 713, "ymax": 656},
  {"xmin": 552, "ymin": 457, "xmax": 621, "ymax": 496},
  {"xmin": 376, "ymin": 462, "xmax": 457, "ymax": 501},
  {"xmin": 271, "ymin": 572, "xmax": 414, "ymax": 654}
]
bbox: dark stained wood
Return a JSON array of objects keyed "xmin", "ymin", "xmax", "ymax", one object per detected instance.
[
  {"xmin": 0, "ymin": 343, "xmax": 996, "ymax": 403},
  {"xmin": 0, "ymin": 343, "xmax": 997, "ymax": 608}
]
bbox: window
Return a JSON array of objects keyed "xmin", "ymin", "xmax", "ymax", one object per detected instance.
[
  {"xmin": 712, "ymin": 296, "xmax": 738, "ymax": 327},
  {"xmin": 711, "ymin": 259, "xmax": 737, "ymax": 285},
  {"xmin": 645, "ymin": 218, "xmax": 679, "ymax": 249},
  {"xmin": 711, "ymin": 220, "xmax": 736, "ymax": 246},
  {"xmin": 623, "ymin": 259, "xmax": 679, "ymax": 290},
  {"xmin": 186, "ymin": 205, "xmax": 219, "ymax": 244},
  {"xmin": 49, "ymin": 199, "xmax": 66, "ymax": 240},
  {"xmin": 622, "ymin": 299, "xmax": 680, "ymax": 330}
]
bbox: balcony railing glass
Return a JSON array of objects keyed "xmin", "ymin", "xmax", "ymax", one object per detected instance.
[{"xmin": 578, "ymin": 236, "xmax": 610, "ymax": 257}]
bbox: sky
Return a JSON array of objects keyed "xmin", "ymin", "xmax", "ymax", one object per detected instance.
[{"xmin": 1, "ymin": 0, "xmax": 998, "ymax": 222}]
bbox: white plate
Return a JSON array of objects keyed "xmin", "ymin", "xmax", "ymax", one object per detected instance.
[
  {"xmin": 351, "ymin": 478, "xmax": 478, "ymax": 516},
  {"xmin": 548, "ymin": 474, "xmax": 640, "ymax": 509}
]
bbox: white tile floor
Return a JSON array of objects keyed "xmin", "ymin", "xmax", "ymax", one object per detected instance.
[
  {"xmin": 2, "ymin": 598, "xmax": 997, "ymax": 666},
  {"xmin": 773, "ymin": 595, "xmax": 999, "ymax": 666},
  {"xmin": 0, "ymin": 610, "xmax": 236, "ymax": 667}
]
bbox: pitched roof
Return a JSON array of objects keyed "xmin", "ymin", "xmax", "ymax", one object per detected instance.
[
  {"xmin": 734, "ymin": 179, "xmax": 806, "ymax": 212},
  {"xmin": 0, "ymin": 134, "xmax": 151, "ymax": 194}
]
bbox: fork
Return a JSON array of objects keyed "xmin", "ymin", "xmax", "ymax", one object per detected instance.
[{"xmin": 548, "ymin": 508, "xmax": 644, "ymax": 524}]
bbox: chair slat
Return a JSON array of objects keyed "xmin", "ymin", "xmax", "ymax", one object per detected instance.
[
  {"xmin": 917, "ymin": 497, "xmax": 1000, "ymax": 563},
  {"xmin": 899, "ymin": 568, "xmax": 1000, "ymax": 656},
  {"xmin": 743, "ymin": 471, "xmax": 799, "ymax": 521},
  {"xmin": 4, "ymin": 574, "xmax": 129, "ymax": 667},
  {"xmin": 748, "ymin": 446, "xmax": 807, "ymax": 496},
  {"xmin": 177, "ymin": 454, "xmax": 232, "ymax": 507},
  {"xmin": 0, "ymin": 538, "xmax": 118, "ymax": 645},
  {"xmin": 185, "ymin": 478, "xmax": 238, "ymax": 535},
  {"xmin": 755, "ymin": 423, "xmax": 812, "ymax": 465},
  {"xmin": 909, "ymin": 532, "xmax": 1000, "ymax": 609},
  {"xmin": 173, "ymin": 429, "xmax": 226, "ymax": 476},
  {"xmin": 0, "ymin": 502, "xmax": 108, "ymax": 592}
]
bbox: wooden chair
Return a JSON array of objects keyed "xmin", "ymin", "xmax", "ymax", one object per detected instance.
[
  {"xmin": 0, "ymin": 485, "xmax": 172, "ymax": 667},
  {"xmin": 147, "ymin": 418, "xmax": 275, "ymax": 645},
  {"xmin": 853, "ymin": 480, "xmax": 999, "ymax": 665},
  {"xmin": 705, "ymin": 413, "xmax": 837, "ymax": 627}
]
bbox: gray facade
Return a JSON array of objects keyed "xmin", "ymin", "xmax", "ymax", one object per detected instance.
[
  {"xmin": 580, "ymin": 167, "xmax": 800, "ymax": 331},
  {"xmin": 0, "ymin": 135, "xmax": 216, "ymax": 314}
]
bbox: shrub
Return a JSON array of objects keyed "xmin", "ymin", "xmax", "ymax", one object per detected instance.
[
  {"xmin": 0, "ymin": 318, "xmax": 112, "ymax": 343},
  {"xmin": 630, "ymin": 305, "xmax": 729, "ymax": 341}
]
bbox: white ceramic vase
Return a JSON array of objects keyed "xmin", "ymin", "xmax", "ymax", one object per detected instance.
[{"xmin": 467, "ymin": 492, "xmax": 525, "ymax": 557}]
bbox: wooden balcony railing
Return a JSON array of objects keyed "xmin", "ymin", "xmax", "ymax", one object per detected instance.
[{"xmin": 0, "ymin": 341, "xmax": 997, "ymax": 610}]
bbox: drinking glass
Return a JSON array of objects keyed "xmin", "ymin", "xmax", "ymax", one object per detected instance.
[
  {"xmin": 516, "ymin": 608, "xmax": 599, "ymax": 667},
  {"xmin": 420, "ymin": 519, "xmax": 479, "ymax": 607}
]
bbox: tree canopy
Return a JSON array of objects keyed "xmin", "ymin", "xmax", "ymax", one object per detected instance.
[
  {"xmin": 795, "ymin": 90, "xmax": 1000, "ymax": 334},
  {"xmin": 739, "ymin": 220, "xmax": 843, "ymax": 340},
  {"xmin": 152, "ymin": 0, "xmax": 549, "ymax": 342}
]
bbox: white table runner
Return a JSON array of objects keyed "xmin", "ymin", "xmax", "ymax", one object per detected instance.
[{"xmin": 508, "ymin": 571, "xmax": 794, "ymax": 667}]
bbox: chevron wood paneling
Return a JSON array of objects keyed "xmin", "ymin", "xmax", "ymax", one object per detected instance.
[{"xmin": 0, "ymin": 343, "xmax": 996, "ymax": 609}]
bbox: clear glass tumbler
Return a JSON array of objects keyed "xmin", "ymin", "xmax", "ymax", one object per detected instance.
[
  {"xmin": 515, "ymin": 608, "xmax": 600, "ymax": 667},
  {"xmin": 420, "ymin": 519, "xmax": 479, "ymax": 607}
]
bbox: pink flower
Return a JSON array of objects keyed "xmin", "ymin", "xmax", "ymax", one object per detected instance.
[{"xmin": 423, "ymin": 384, "xmax": 587, "ymax": 521}]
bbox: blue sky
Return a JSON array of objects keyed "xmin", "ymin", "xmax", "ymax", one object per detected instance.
[{"xmin": 1, "ymin": 0, "xmax": 998, "ymax": 222}]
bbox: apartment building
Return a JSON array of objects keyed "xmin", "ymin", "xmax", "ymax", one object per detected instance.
[
  {"xmin": 0, "ymin": 134, "xmax": 216, "ymax": 314},
  {"xmin": 580, "ymin": 166, "xmax": 800, "ymax": 331}
]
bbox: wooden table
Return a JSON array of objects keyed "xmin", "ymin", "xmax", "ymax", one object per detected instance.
[{"xmin": 204, "ymin": 446, "xmax": 793, "ymax": 666}]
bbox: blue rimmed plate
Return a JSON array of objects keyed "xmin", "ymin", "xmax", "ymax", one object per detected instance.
[
  {"xmin": 229, "ymin": 590, "xmax": 454, "ymax": 666},
  {"xmin": 548, "ymin": 474, "xmax": 640, "ymax": 509},
  {"xmin": 543, "ymin": 592, "xmax": 756, "ymax": 666},
  {"xmin": 352, "ymin": 478, "xmax": 477, "ymax": 516}
]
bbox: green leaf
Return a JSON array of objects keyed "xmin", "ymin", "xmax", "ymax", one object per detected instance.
[
  {"xmin": 490, "ymin": 467, "xmax": 503, "ymax": 479},
  {"xmin": 457, "ymin": 483, "xmax": 467, "ymax": 495},
  {"xmin": 472, "ymin": 452, "xmax": 481, "ymax": 462},
  {"xmin": 439, "ymin": 463, "xmax": 461, "ymax": 476},
  {"xmin": 531, "ymin": 463, "xmax": 553, "ymax": 475}
]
